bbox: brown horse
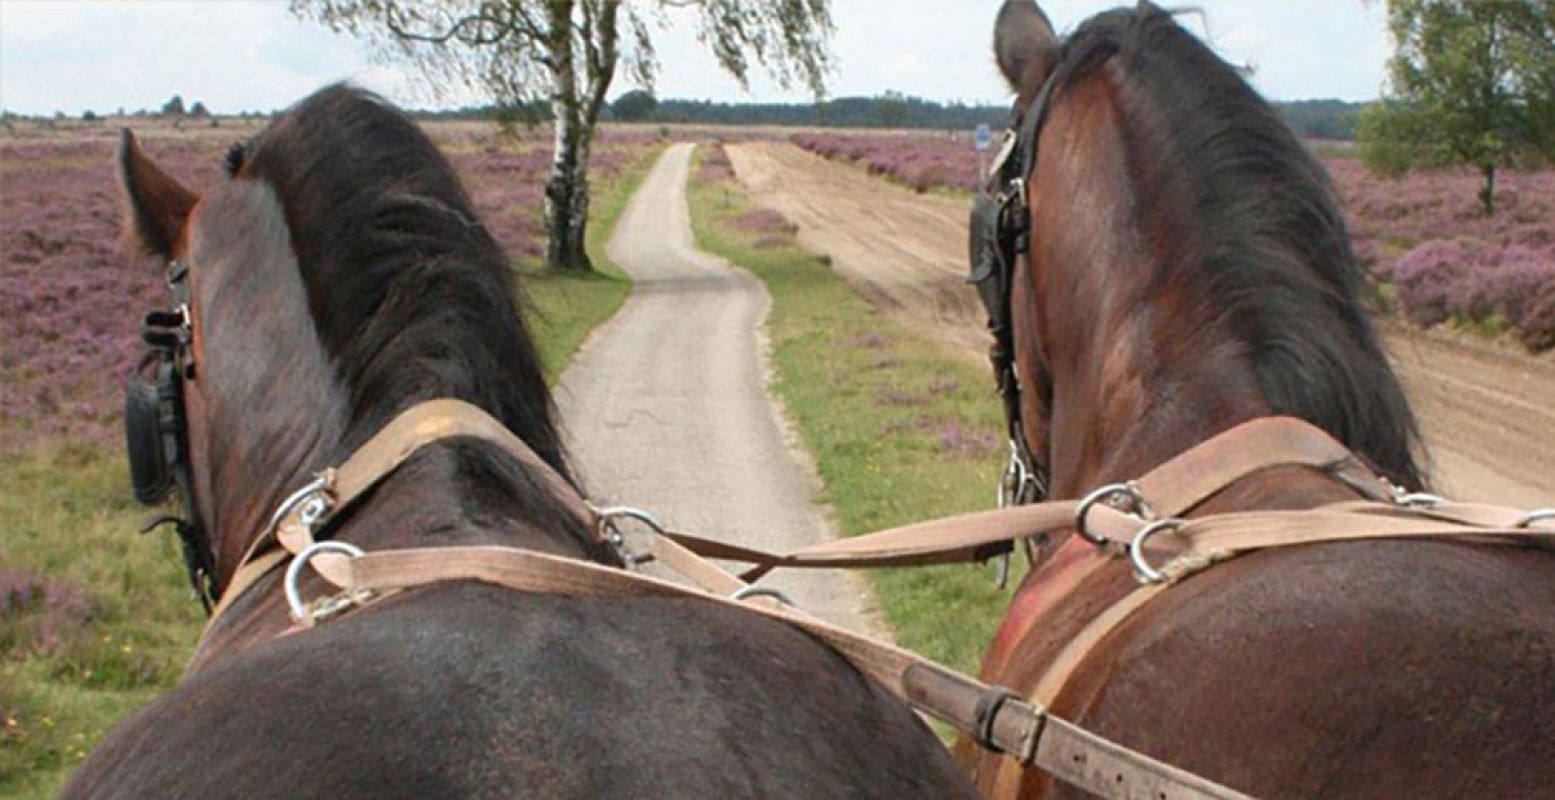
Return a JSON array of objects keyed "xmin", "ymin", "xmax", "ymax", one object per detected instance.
[
  {"xmin": 962, "ymin": 2, "xmax": 1555, "ymax": 797},
  {"xmin": 66, "ymin": 86, "xmax": 977, "ymax": 798}
]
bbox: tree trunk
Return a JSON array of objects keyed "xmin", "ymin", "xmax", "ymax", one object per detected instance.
[
  {"xmin": 544, "ymin": 110, "xmax": 593, "ymax": 272},
  {"xmin": 543, "ymin": 0, "xmax": 594, "ymax": 272},
  {"xmin": 1479, "ymin": 162, "xmax": 1497, "ymax": 217}
]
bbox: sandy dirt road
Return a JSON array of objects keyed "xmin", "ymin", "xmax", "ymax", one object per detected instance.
[
  {"xmin": 555, "ymin": 144, "xmax": 881, "ymax": 632},
  {"xmin": 729, "ymin": 141, "xmax": 1554, "ymax": 507}
]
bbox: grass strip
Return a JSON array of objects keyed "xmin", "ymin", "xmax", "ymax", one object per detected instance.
[{"xmin": 685, "ymin": 144, "xmax": 1014, "ymax": 676}]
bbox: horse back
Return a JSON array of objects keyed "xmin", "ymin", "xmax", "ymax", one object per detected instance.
[
  {"xmin": 979, "ymin": 540, "xmax": 1555, "ymax": 799},
  {"xmin": 66, "ymin": 583, "xmax": 976, "ymax": 799}
]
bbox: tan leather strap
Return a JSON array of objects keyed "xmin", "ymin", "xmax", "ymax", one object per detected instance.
[
  {"xmin": 1031, "ymin": 502, "xmax": 1554, "ymax": 707},
  {"xmin": 275, "ymin": 398, "xmax": 592, "ymax": 553},
  {"xmin": 206, "ymin": 402, "xmax": 1545, "ymax": 800},
  {"xmin": 678, "ymin": 416, "xmax": 1393, "ymax": 578},
  {"xmin": 294, "ymin": 544, "xmax": 1251, "ymax": 800}
]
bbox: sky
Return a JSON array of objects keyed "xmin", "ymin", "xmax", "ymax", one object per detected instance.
[{"xmin": 0, "ymin": 1, "xmax": 1393, "ymax": 117}]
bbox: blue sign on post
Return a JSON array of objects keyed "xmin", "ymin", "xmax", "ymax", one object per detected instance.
[{"xmin": 974, "ymin": 123, "xmax": 994, "ymax": 179}]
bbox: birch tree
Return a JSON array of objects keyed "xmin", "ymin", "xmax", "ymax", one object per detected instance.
[{"xmin": 293, "ymin": 0, "xmax": 833, "ymax": 271}]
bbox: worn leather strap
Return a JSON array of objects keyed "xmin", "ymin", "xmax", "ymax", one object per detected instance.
[
  {"xmin": 1031, "ymin": 502, "xmax": 1555, "ymax": 706},
  {"xmin": 676, "ymin": 417, "xmax": 1395, "ymax": 579},
  {"xmin": 275, "ymin": 398, "xmax": 593, "ymax": 553},
  {"xmin": 206, "ymin": 400, "xmax": 1549, "ymax": 800},
  {"xmin": 295, "ymin": 544, "xmax": 1252, "ymax": 800}
]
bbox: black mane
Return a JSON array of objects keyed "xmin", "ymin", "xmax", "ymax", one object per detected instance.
[
  {"xmin": 235, "ymin": 85, "xmax": 612, "ymax": 561},
  {"xmin": 1054, "ymin": 5, "xmax": 1425, "ymax": 489},
  {"xmin": 241, "ymin": 85, "xmax": 566, "ymax": 472}
]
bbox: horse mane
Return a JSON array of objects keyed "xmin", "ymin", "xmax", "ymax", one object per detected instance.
[
  {"xmin": 229, "ymin": 85, "xmax": 611, "ymax": 559},
  {"xmin": 1052, "ymin": 4, "xmax": 1426, "ymax": 489},
  {"xmin": 238, "ymin": 85, "xmax": 568, "ymax": 474}
]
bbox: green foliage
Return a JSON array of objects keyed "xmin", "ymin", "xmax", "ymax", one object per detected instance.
[
  {"xmin": 1360, "ymin": 0, "xmax": 1555, "ymax": 213},
  {"xmin": 1277, "ymin": 98, "xmax": 1367, "ymax": 140},
  {"xmin": 159, "ymin": 95, "xmax": 184, "ymax": 116},
  {"xmin": 609, "ymin": 89, "xmax": 657, "ymax": 122},
  {"xmin": 0, "ymin": 446, "xmax": 204, "ymax": 800}
]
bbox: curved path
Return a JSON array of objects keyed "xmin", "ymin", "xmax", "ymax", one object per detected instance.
[
  {"xmin": 728, "ymin": 141, "xmax": 1555, "ymax": 508},
  {"xmin": 555, "ymin": 143, "xmax": 882, "ymax": 632}
]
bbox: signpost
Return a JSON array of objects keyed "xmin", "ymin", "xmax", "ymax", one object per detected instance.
[{"xmin": 974, "ymin": 123, "xmax": 992, "ymax": 178}]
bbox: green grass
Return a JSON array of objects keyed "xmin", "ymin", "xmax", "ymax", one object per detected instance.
[
  {"xmin": 0, "ymin": 446, "xmax": 201, "ymax": 798},
  {"xmin": 0, "ymin": 145, "xmax": 662, "ymax": 799},
  {"xmin": 685, "ymin": 145, "xmax": 1014, "ymax": 675}
]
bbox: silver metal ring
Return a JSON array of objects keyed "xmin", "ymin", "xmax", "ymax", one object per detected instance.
[
  {"xmin": 731, "ymin": 585, "xmax": 794, "ymax": 606},
  {"xmin": 1395, "ymin": 491, "xmax": 1447, "ymax": 508},
  {"xmin": 1517, "ymin": 508, "xmax": 1555, "ymax": 529},
  {"xmin": 266, "ymin": 476, "xmax": 332, "ymax": 541},
  {"xmin": 591, "ymin": 506, "xmax": 666, "ymax": 569},
  {"xmin": 1128, "ymin": 518, "xmax": 1187, "ymax": 584},
  {"xmin": 284, "ymin": 540, "xmax": 364, "ymax": 623},
  {"xmin": 592, "ymin": 505, "xmax": 667, "ymax": 534},
  {"xmin": 1074, "ymin": 482, "xmax": 1147, "ymax": 546}
]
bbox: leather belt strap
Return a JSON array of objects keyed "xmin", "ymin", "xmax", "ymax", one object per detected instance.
[
  {"xmin": 296, "ymin": 543, "xmax": 1253, "ymax": 800},
  {"xmin": 678, "ymin": 417, "xmax": 1394, "ymax": 578},
  {"xmin": 276, "ymin": 398, "xmax": 593, "ymax": 552},
  {"xmin": 204, "ymin": 401, "xmax": 1551, "ymax": 800}
]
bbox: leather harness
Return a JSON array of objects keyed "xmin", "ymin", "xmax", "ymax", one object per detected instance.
[
  {"xmin": 969, "ymin": 72, "xmax": 1062, "ymax": 512},
  {"xmin": 199, "ymin": 400, "xmax": 1551, "ymax": 800}
]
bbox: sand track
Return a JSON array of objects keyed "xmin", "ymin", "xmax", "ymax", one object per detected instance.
[{"xmin": 728, "ymin": 141, "xmax": 1554, "ymax": 507}]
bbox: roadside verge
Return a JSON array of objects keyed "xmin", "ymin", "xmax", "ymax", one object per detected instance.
[{"xmin": 685, "ymin": 143, "xmax": 1013, "ymax": 675}]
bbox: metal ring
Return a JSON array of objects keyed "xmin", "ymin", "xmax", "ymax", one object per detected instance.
[
  {"xmin": 591, "ymin": 506, "xmax": 666, "ymax": 569},
  {"xmin": 266, "ymin": 476, "xmax": 332, "ymax": 541},
  {"xmin": 1074, "ymin": 482, "xmax": 1147, "ymax": 546},
  {"xmin": 731, "ymin": 585, "xmax": 794, "ymax": 606},
  {"xmin": 284, "ymin": 540, "xmax": 364, "ymax": 623},
  {"xmin": 1128, "ymin": 518, "xmax": 1187, "ymax": 585},
  {"xmin": 1395, "ymin": 491, "xmax": 1447, "ymax": 508},
  {"xmin": 592, "ymin": 505, "xmax": 667, "ymax": 534},
  {"xmin": 1518, "ymin": 508, "xmax": 1555, "ymax": 529}
]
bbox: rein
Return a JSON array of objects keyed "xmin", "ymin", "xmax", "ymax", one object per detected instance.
[{"xmin": 199, "ymin": 399, "xmax": 1552, "ymax": 800}]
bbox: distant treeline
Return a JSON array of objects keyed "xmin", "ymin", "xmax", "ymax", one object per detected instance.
[
  {"xmin": 415, "ymin": 92, "xmax": 1367, "ymax": 141},
  {"xmin": 4, "ymin": 93, "xmax": 1365, "ymax": 141}
]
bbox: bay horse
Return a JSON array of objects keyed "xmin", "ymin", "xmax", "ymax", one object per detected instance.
[
  {"xmin": 67, "ymin": 86, "xmax": 976, "ymax": 798},
  {"xmin": 962, "ymin": 2, "xmax": 1555, "ymax": 797}
]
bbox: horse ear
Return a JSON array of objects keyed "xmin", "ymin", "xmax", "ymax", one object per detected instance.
[
  {"xmin": 994, "ymin": 0, "xmax": 1058, "ymax": 92},
  {"xmin": 117, "ymin": 129, "xmax": 196, "ymax": 259}
]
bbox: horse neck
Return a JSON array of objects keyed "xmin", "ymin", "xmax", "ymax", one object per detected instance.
[
  {"xmin": 186, "ymin": 188, "xmax": 350, "ymax": 588},
  {"xmin": 1025, "ymin": 73, "xmax": 1354, "ymax": 509},
  {"xmin": 323, "ymin": 438, "xmax": 603, "ymax": 562}
]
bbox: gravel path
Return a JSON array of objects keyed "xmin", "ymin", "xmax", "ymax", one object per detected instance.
[
  {"xmin": 555, "ymin": 143, "xmax": 884, "ymax": 633},
  {"xmin": 728, "ymin": 140, "xmax": 1555, "ymax": 508}
]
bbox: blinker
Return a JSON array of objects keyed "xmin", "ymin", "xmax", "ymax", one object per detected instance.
[{"xmin": 123, "ymin": 258, "xmax": 218, "ymax": 612}]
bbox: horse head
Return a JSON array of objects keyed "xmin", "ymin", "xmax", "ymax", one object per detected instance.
[
  {"xmin": 116, "ymin": 87, "xmax": 611, "ymax": 667},
  {"xmin": 985, "ymin": 0, "xmax": 1424, "ymax": 502}
]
